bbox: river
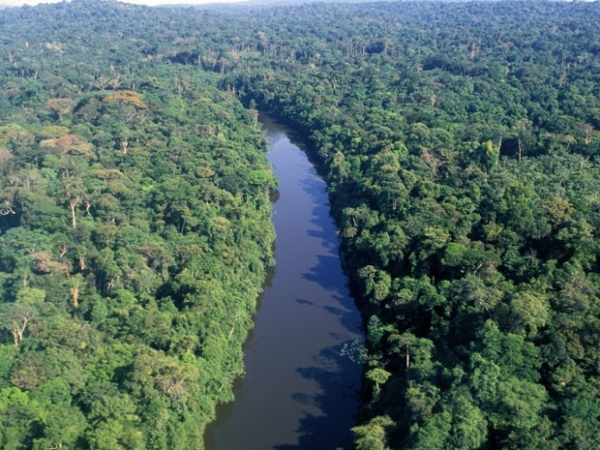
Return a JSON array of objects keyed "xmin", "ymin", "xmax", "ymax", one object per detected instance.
[{"xmin": 204, "ymin": 115, "xmax": 363, "ymax": 450}]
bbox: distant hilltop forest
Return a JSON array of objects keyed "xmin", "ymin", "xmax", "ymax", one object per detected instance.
[{"xmin": 0, "ymin": 1, "xmax": 599, "ymax": 449}]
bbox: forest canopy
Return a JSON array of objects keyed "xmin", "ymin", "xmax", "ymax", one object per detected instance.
[
  {"xmin": 1, "ymin": 0, "xmax": 600, "ymax": 449},
  {"xmin": 0, "ymin": 1, "xmax": 276, "ymax": 449}
]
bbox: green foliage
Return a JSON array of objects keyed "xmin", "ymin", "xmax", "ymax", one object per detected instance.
[
  {"xmin": 1, "ymin": 0, "xmax": 600, "ymax": 448},
  {"xmin": 0, "ymin": 2, "xmax": 275, "ymax": 448},
  {"xmin": 353, "ymin": 415, "xmax": 394, "ymax": 450},
  {"xmin": 211, "ymin": 1, "xmax": 600, "ymax": 448}
]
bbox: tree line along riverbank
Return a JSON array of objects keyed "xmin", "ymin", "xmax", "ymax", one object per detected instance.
[{"xmin": 1, "ymin": 1, "xmax": 600, "ymax": 448}]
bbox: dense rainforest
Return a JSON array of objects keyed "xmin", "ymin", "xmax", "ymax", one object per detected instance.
[
  {"xmin": 1, "ymin": 0, "xmax": 600, "ymax": 449},
  {"xmin": 0, "ymin": 1, "xmax": 277, "ymax": 449}
]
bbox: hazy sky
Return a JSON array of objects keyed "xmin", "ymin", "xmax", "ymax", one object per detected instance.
[{"xmin": 1, "ymin": 0, "xmax": 246, "ymax": 5}]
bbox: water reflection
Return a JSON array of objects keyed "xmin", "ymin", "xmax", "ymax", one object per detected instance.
[{"xmin": 205, "ymin": 116, "xmax": 362, "ymax": 450}]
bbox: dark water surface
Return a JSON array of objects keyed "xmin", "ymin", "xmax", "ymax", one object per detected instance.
[{"xmin": 204, "ymin": 116, "xmax": 363, "ymax": 450}]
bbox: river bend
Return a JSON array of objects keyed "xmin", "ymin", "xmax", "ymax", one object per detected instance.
[{"xmin": 205, "ymin": 115, "xmax": 363, "ymax": 450}]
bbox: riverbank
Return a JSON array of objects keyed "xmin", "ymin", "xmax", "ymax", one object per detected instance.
[{"xmin": 205, "ymin": 115, "xmax": 363, "ymax": 450}]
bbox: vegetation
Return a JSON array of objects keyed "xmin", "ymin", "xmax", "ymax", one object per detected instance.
[
  {"xmin": 221, "ymin": 2, "xmax": 600, "ymax": 448},
  {"xmin": 0, "ymin": 1, "xmax": 275, "ymax": 449},
  {"xmin": 1, "ymin": 0, "xmax": 600, "ymax": 448}
]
